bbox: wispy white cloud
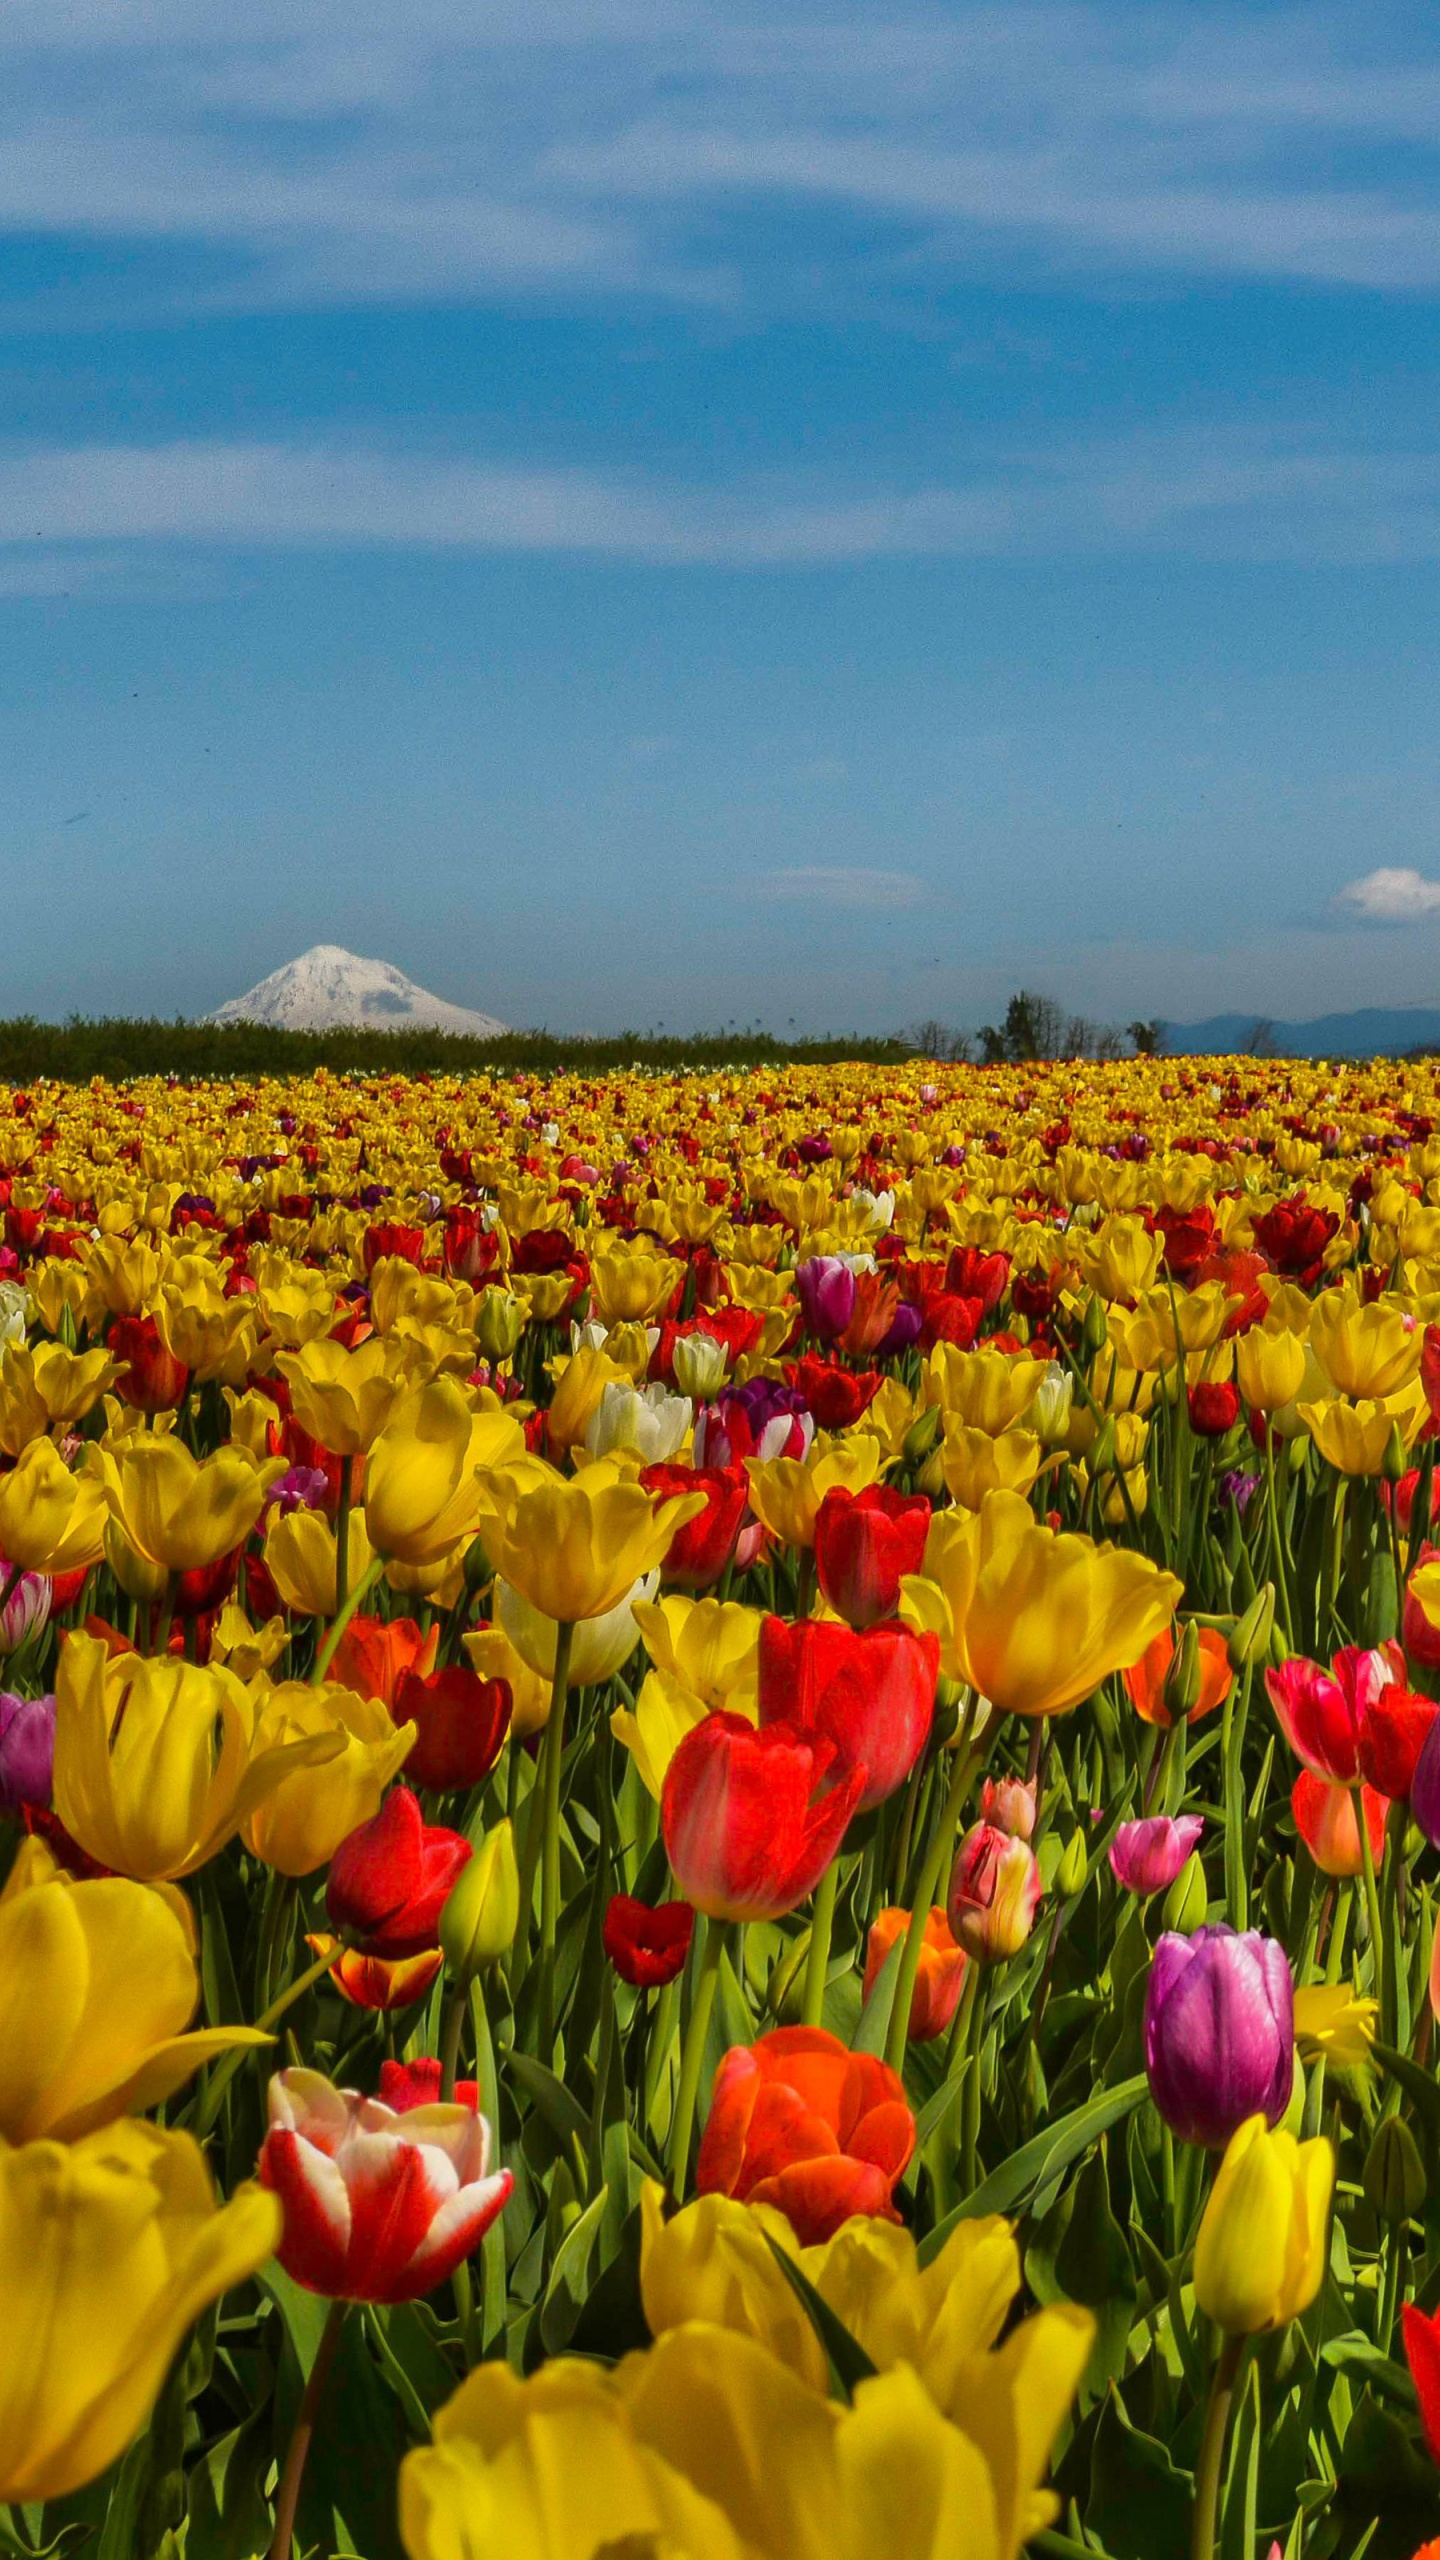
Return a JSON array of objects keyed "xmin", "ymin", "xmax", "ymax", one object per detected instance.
[
  {"xmin": 6, "ymin": 424, "xmax": 1440, "ymax": 573},
  {"xmin": 0, "ymin": 5, "xmax": 1439, "ymax": 312},
  {"xmin": 1335, "ymin": 866, "xmax": 1440, "ymax": 923},
  {"xmin": 746, "ymin": 865, "xmax": 927, "ymax": 905}
]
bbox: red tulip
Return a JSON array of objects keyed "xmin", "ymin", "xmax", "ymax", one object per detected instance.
[
  {"xmin": 863, "ymin": 1907, "xmax": 967, "ymax": 2042},
  {"xmin": 812, "ymin": 1484, "xmax": 932, "ymax": 1630},
  {"xmin": 602, "ymin": 1893, "xmax": 694, "ymax": 1987},
  {"xmin": 258, "ymin": 2067, "xmax": 511, "ymax": 2303},
  {"xmin": 783, "ymin": 1355, "xmax": 882, "ymax": 1431},
  {"xmin": 110, "ymin": 1313, "xmax": 189, "ymax": 1413},
  {"xmin": 1266, "ymin": 1643, "xmax": 1417, "ymax": 1790},
  {"xmin": 640, "ymin": 1462, "xmax": 748, "ymax": 1590},
  {"xmin": 943, "ymin": 1246, "xmax": 1010, "ymax": 1310},
  {"xmin": 331, "ymin": 1615, "xmax": 438, "ymax": 1711},
  {"xmin": 695, "ymin": 2026, "xmax": 915, "ymax": 2243},
  {"xmin": 1404, "ymin": 2301, "xmax": 1440, "ymax": 2467},
  {"xmin": 1291, "ymin": 1772, "xmax": 1386, "ymax": 1877},
  {"xmin": 393, "ymin": 1664, "xmax": 512, "ymax": 1792},
  {"xmin": 1251, "ymin": 1198, "xmax": 1339, "ymax": 1285},
  {"xmin": 757, "ymin": 1614, "xmax": 936, "ymax": 1810},
  {"xmin": 363, "ymin": 1223, "xmax": 427, "ymax": 1273},
  {"xmin": 1188, "ymin": 1381, "xmax": 1240, "ymax": 1438},
  {"xmin": 325, "ymin": 1788, "xmax": 470, "ymax": 1957},
  {"xmin": 306, "ymin": 1934, "xmax": 444, "ymax": 2011},
  {"xmin": 661, "ymin": 1711, "xmax": 865, "ymax": 1921},
  {"xmin": 378, "ymin": 2056, "xmax": 478, "ymax": 2111}
]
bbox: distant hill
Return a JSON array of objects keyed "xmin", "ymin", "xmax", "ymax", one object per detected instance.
[
  {"xmin": 208, "ymin": 945, "xmax": 508, "ymax": 1037},
  {"xmin": 1166, "ymin": 1007, "xmax": 1440, "ymax": 1059}
]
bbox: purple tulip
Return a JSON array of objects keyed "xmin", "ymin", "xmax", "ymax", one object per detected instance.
[
  {"xmin": 1412, "ymin": 1715, "xmax": 1440, "ymax": 1848},
  {"xmin": 263, "ymin": 1465, "xmax": 333, "ymax": 1521},
  {"xmin": 0, "ymin": 1562, "xmax": 51, "ymax": 1657},
  {"xmin": 1144, "ymin": 1923, "xmax": 1293, "ymax": 2149},
  {"xmin": 694, "ymin": 1381, "xmax": 813, "ymax": 1468},
  {"xmin": 1110, "ymin": 1814, "xmax": 1204, "ymax": 1896},
  {"xmin": 0, "ymin": 1690, "xmax": 56, "ymax": 1814},
  {"xmin": 794, "ymin": 1256, "xmax": 857, "ymax": 1345},
  {"xmin": 876, "ymin": 1301, "xmax": 924, "ymax": 1361}
]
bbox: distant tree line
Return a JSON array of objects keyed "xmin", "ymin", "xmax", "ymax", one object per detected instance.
[
  {"xmin": 0, "ymin": 1017, "xmax": 911, "ymax": 1084},
  {"xmin": 908, "ymin": 992, "xmax": 1166, "ymax": 1065}
]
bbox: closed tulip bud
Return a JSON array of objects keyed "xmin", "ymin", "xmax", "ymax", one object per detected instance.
[
  {"xmin": 1163, "ymin": 1620, "xmax": 1204, "ymax": 1723},
  {"xmin": 1363, "ymin": 2115, "xmax": 1426, "ymax": 2225},
  {"xmin": 980, "ymin": 1774, "xmax": 1036, "ymax": 1839},
  {"xmin": 1025, "ymin": 1363, "xmax": 1074, "ymax": 1446},
  {"xmin": 671, "ymin": 1331, "xmax": 729, "ymax": 1401},
  {"xmin": 1193, "ymin": 2116, "xmax": 1334, "ymax": 2335},
  {"xmin": 1088, "ymin": 1417, "xmax": 1117, "ymax": 1476},
  {"xmin": 947, "ymin": 1820, "xmax": 1042, "ymax": 1961},
  {"xmin": 916, "ymin": 1444, "xmax": 946, "ymax": 1501},
  {"xmin": 1162, "ymin": 1850, "xmax": 1210, "ymax": 1935},
  {"xmin": 1110, "ymin": 1813, "xmax": 1204, "ymax": 1897},
  {"xmin": 1055, "ymin": 1829, "xmax": 1088, "ymax": 1899},
  {"xmin": 1082, "ymin": 1291, "xmax": 1110, "ymax": 1356},
  {"xmin": 475, "ymin": 1289, "xmax": 527, "ymax": 1364},
  {"xmin": 901, "ymin": 1401, "xmax": 943, "ymax": 1467},
  {"xmin": 440, "ymin": 1820, "xmax": 520, "ymax": 1979},
  {"xmin": 1383, "ymin": 1419, "xmax": 1411, "ymax": 1482},
  {"xmin": 1227, "ymin": 1583, "xmax": 1276, "ymax": 1674}
]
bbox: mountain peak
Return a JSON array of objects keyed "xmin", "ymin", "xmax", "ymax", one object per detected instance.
[{"xmin": 207, "ymin": 945, "xmax": 508, "ymax": 1037}]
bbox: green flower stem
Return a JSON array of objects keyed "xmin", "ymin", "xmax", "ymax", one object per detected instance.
[
  {"xmin": 334, "ymin": 1454, "xmax": 354, "ymax": 1617},
  {"xmin": 311, "ymin": 1554, "xmax": 385, "ymax": 1685},
  {"xmin": 883, "ymin": 1729, "xmax": 984, "ymax": 2079},
  {"xmin": 668, "ymin": 1917, "xmax": 727, "ymax": 2197},
  {"xmin": 268, "ymin": 2297, "xmax": 347, "ymax": 2560},
  {"xmin": 536, "ymin": 1619, "xmax": 573, "ymax": 2055},
  {"xmin": 801, "ymin": 1857, "xmax": 840, "ymax": 2029},
  {"xmin": 1356, "ymin": 1787, "xmax": 1387, "ymax": 2017},
  {"xmin": 1190, "ymin": 2334, "xmax": 1244, "ymax": 2560}
]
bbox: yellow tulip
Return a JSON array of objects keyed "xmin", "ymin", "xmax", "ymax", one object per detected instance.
[
  {"xmin": 1234, "ymin": 1325, "xmax": 1308, "ymax": 1412},
  {"xmin": 401, "ymin": 2309, "xmax": 1088, "ymax": 2560},
  {"xmin": 253, "ymin": 1259, "xmax": 337, "ymax": 1347},
  {"xmin": 925, "ymin": 1347, "xmax": 1049, "ymax": 1436},
  {"xmin": 274, "ymin": 1333, "xmax": 407, "ymax": 1455},
  {"xmin": 1089, "ymin": 1214, "xmax": 1163, "ymax": 1304},
  {"xmin": 545, "ymin": 1344, "xmax": 630, "ymax": 1454},
  {"xmin": 1309, "ymin": 1289, "xmax": 1422, "ymax": 1400},
  {"xmin": 156, "ymin": 1258, "xmax": 263, "ymax": 1384},
  {"xmin": 463, "ymin": 1622, "xmax": 553, "ymax": 1739},
  {"xmin": 941, "ymin": 1422, "xmax": 1042, "ymax": 1510},
  {"xmin": 901, "ymin": 1489, "xmax": 1181, "ymax": 1715},
  {"xmin": 0, "ymin": 1342, "xmax": 119, "ymax": 1453},
  {"xmin": 207, "ymin": 1599, "xmax": 290, "ymax": 1679},
  {"xmin": 241, "ymin": 1679, "xmax": 415, "ymax": 1875},
  {"xmin": 0, "ymin": 2120, "xmax": 278, "ymax": 2503},
  {"xmin": 263, "ymin": 1504, "xmax": 377, "ymax": 1616},
  {"xmin": 478, "ymin": 1462, "xmax": 703, "ymax": 1621},
  {"xmin": 0, "ymin": 1871, "xmax": 270, "ymax": 2141},
  {"xmin": 632, "ymin": 1593, "xmax": 762, "ymax": 1710},
  {"xmin": 744, "ymin": 1434, "xmax": 883, "ymax": 1550},
  {"xmin": 638, "ymin": 2183, "xmax": 830, "ymax": 2392},
  {"xmin": 1292, "ymin": 1983, "xmax": 1377, "ymax": 2069},
  {"xmin": 1193, "ymin": 2116, "xmax": 1334, "ymax": 2335},
  {"xmin": 0, "ymin": 1436, "xmax": 108, "ymax": 1575},
  {"xmin": 496, "ymin": 1567, "xmax": 659, "ymax": 1682},
  {"xmin": 53, "ymin": 1632, "xmax": 345, "ymax": 1880},
  {"xmin": 589, "ymin": 1248, "xmax": 685, "ymax": 1327},
  {"xmin": 369, "ymin": 1260, "xmax": 463, "ymax": 1338},
  {"xmin": 611, "ymin": 1664, "xmax": 714, "ymax": 1798},
  {"xmin": 1298, "ymin": 1394, "xmax": 1412, "ymax": 1477},
  {"xmin": 82, "ymin": 1233, "xmax": 166, "ymax": 1318},
  {"xmin": 365, "ymin": 1378, "xmax": 524, "ymax": 1566},
  {"xmin": 87, "ymin": 1434, "xmax": 284, "ymax": 1572}
]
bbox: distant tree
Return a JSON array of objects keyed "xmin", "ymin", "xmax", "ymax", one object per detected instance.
[
  {"xmin": 977, "ymin": 1021, "xmax": 1010, "ymax": 1064},
  {"xmin": 909, "ymin": 1018, "xmax": 972, "ymax": 1062},
  {"xmin": 1244, "ymin": 1019, "xmax": 1279, "ymax": 1058},
  {"xmin": 1128, "ymin": 1019, "xmax": 1165, "ymax": 1056},
  {"xmin": 1094, "ymin": 1026, "xmax": 1127, "ymax": 1061}
]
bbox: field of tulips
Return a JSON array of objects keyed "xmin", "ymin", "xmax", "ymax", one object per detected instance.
[{"xmin": 8, "ymin": 1055, "xmax": 1440, "ymax": 2558}]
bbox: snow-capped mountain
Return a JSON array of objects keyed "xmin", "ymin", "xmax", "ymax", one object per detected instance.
[{"xmin": 207, "ymin": 946, "xmax": 508, "ymax": 1036}]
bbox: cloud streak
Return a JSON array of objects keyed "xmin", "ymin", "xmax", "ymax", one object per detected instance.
[
  {"xmin": 7, "ymin": 424, "xmax": 1440, "ymax": 575},
  {"xmin": 1335, "ymin": 866, "xmax": 1440, "ymax": 923},
  {"xmin": 2, "ymin": 4, "xmax": 1440, "ymax": 315}
]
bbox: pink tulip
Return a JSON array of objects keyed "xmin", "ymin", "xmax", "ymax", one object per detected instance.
[{"xmin": 1109, "ymin": 1814, "xmax": 1204, "ymax": 1896}]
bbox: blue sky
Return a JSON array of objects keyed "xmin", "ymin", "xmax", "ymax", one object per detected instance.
[{"xmin": 4, "ymin": 0, "xmax": 1440, "ymax": 1035}]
